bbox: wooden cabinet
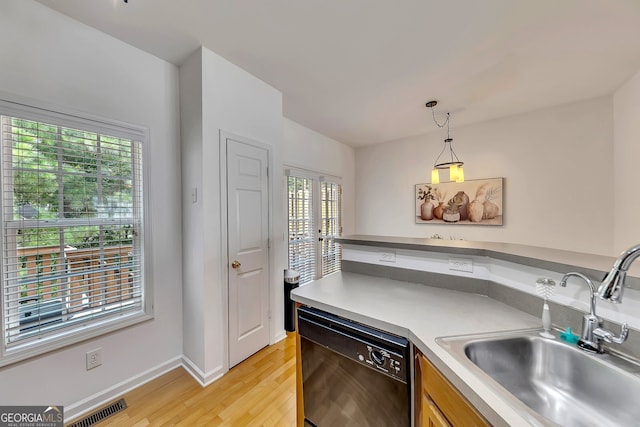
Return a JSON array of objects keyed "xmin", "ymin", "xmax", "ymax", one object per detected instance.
[
  {"xmin": 417, "ymin": 352, "xmax": 490, "ymax": 427},
  {"xmin": 422, "ymin": 393, "xmax": 451, "ymax": 427}
]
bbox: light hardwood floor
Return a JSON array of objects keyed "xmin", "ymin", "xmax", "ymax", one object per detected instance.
[{"xmin": 89, "ymin": 333, "xmax": 296, "ymax": 427}]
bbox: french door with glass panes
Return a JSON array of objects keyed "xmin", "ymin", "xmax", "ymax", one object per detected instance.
[{"xmin": 286, "ymin": 169, "xmax": 342, "ymax": 285}]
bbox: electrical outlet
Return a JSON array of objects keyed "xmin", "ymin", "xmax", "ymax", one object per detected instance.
[
  {"xmin": 449, "ymin": 257, "xmax": 473, "ymax": 273},
  {"xmin": 86, "ymin": 348, "xmax": 102, "ymax": 370},
  {"xmin": 379, "ymin": 251, "xmax": 396, "ymax": 263}
]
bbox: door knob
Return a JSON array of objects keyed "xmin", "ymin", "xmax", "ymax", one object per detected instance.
[{"xmin": 231, "ymin": 260, "xmax": 241, "ymax": 269}]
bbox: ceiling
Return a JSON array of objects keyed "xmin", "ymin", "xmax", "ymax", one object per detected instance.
[{"xmin": 36, "ymin": 0, "xmax": 640, "ymax": 147}]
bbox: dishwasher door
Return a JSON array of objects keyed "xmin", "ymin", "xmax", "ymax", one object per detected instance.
[{"xmin": 298, "ymin": 306, "xmax": 410, "ymax": 427}]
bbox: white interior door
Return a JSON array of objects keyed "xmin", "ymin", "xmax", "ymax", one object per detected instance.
[{"xmin": 226, "ymin": 136, "xmax": 270, "ymax": 368}]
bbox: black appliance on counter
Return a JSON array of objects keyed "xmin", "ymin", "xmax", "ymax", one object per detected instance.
[{"xmin": 298, "ymin": 306, "xmax": 411, "ymax": 426}]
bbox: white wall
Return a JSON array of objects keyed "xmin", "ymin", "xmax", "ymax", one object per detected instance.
[
  {"xmin": 613, "ymin": 69, "xmax": 640, "ymax": 254},
  {"xmin": 283, "ymin": 118, "xmax": 356, "ymax": 235},
  {"xmin": 180, "ymin": 47, "xmax": 284, "ymax": 383},
  {"xmin": 179, "ymin": 51, "xmax": 206, "ymax": 371},
  {"xmin": 0, "ymin": 0, "xmax": 183, "ymax": 419},
  {"xmin": 355, "ymin": 96, "xmax": 614, "ymax": 256}
]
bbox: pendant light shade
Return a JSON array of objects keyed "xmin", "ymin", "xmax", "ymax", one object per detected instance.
[
  {"xmin": 426, "ymin": 101, "xmax": 465, "ymax": 183},
  {"xmin": 431, "ymin": 168, "xmax": 440, "ymax": 184},
  {"xmin": 449, "ymin": 164, "xmax": 459, "ymax": 181}
]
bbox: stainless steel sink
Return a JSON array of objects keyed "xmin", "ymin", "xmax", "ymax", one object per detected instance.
[{"xmin": 437, "ymin": 329, "xmax": 640, "ymax": 427}]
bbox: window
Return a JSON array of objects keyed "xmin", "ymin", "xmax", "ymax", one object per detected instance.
[
  {"xmin": 0, "ymin": 98, "xmax": 149, "ymax": 364},
  {"xmin": 320, "ymin": 181, "xmax": 342, "ymax": 276},
  {"xmin": 287, "ymin": 176, "xmax": 315, "ymax": 284},
  {"xmin": 287, "ymin": 169, "xmax": 342, "ymax": 284}
]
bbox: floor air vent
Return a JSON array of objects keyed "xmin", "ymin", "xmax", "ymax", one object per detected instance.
[{"xmin": 68, "ymin": 398, "xmax": 127, "ymax": 427}]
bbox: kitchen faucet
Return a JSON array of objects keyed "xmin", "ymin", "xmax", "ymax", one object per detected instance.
[
  {"xmin": 559, "ymin": 272, "xmax": 628, "ymax": 353},
  {"xmin": 599, "ymin": 243, "xmax": 640, "ymax": 303}
]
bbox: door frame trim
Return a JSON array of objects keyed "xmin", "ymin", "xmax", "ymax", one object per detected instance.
[{"xmin": 219, "ymin": 130, "xmax": 273, "ymax": 371}]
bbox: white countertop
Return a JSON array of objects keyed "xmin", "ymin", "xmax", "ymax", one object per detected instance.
[
  {"xmin": 292, "ymin": 271, "xmax": 544, "ymax": 426},
  {"xmin": 337, "ymin": 235, "xmax": 640, "ymax": 283}
]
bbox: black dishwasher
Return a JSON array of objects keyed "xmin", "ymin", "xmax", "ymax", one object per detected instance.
[{"xmin": 298, "ymin": 306, "xmax": 411, "ymax": 427}]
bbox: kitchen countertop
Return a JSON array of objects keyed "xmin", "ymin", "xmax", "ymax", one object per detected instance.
[
  {"xmin": 336, "ymin": 234, "xmax": 640, "ymax": 286},
  {"xmin": 291, "ymin": 271, "xmax": 543, "ymax": 426}
]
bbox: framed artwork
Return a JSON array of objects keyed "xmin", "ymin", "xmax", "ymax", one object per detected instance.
[{"xmin": 415, "ymin": 177, "xmax": 504, "ymax": 225}]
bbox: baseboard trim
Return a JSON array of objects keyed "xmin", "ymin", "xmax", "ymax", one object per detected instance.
[
  {"xmin": 181, "ymin": 355, "xmax": 226, "ymax": 387},
  {"xmin": 272, "ymin": 330, "xmax": 287, "ymax": 344},
  {"xmin": 64, "ymin": 356, "xmax": 183, "ymax": 423}
]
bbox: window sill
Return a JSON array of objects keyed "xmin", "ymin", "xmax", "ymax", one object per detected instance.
[{"xmin": 1, "ymin": 310, "xmax": 153, "ymax": 368}]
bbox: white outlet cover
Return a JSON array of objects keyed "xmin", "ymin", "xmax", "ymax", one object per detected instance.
[
  {"xmin": 86, "ymin": 348, "xmax": 103, "ymax": 370},
  {"xmin": 449, "ymin": 257, "xmax": 473, "ymax": 273},
  {"xmin": 379, "ymin": 251, "xmax": 396, "ymax": 263}
]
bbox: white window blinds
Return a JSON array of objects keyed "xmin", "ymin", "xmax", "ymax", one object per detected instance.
[
  {"xmin": 0, "ymin": 102, "xmax": 146, "ymax": 353},
  {"xmin": 321, "ymin": 181, "xmax": 342, "ymax": 276},
  {"xmin": 287, "ymin": 176, "xmax": 315, "ymax": 284}
]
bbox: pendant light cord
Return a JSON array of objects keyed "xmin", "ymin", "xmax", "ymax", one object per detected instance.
[
  {"xmin": 430, "ymin": 110, "xmax": 457, "ymax": 167},
  {"xmin": 430, "ymin": 108, "xmax": 450, "ymax": 130}
]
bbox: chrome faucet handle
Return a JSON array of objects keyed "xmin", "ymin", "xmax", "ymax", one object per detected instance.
[
  {"xmin": 577, "ymin": 314, "xmax": 603, "ymax": 353},
  {"xmin": 593, "ymin": 323, "xmax": 629, "ymax": 345}
]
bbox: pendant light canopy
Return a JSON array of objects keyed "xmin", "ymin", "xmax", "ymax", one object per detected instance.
[{"xmin": 426, "ymin": 100, "xmax": 464, "ymax": 184}]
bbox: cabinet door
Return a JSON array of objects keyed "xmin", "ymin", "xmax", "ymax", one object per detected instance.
[
  {"xmin": 421, "ymin": 394, "xmax": 451, "ymax": 427},
  {"xmin": 419, "ymin": 354, "xmax": 490, "ymax": 427}
]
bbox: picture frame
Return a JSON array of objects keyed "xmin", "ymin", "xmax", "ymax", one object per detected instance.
[{"xmin": 415, "ymin": 177, "xmax": 504, "ymax": 225}]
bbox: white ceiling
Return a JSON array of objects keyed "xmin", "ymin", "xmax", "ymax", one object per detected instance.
[{"xmin": 36, "ymin": 0, "xmax": 640, "ymax": 147}]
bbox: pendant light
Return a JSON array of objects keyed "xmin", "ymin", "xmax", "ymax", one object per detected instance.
[{"xmin": 426, "ymin": 100, "xmax": 464, "ymax": 184}]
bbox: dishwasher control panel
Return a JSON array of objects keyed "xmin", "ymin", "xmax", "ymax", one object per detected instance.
[{"xmin": 356, "ymin": 343, "xmax": 406, "ymax": 380}]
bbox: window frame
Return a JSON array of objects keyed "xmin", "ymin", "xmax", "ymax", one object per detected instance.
[
  {"xmin": 0, "ymin": 95, "xmax": 153, "ymax": 367},
  {"xmin": 285, "ymin": 167, "xmax": 342, "ymax": 284}
]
